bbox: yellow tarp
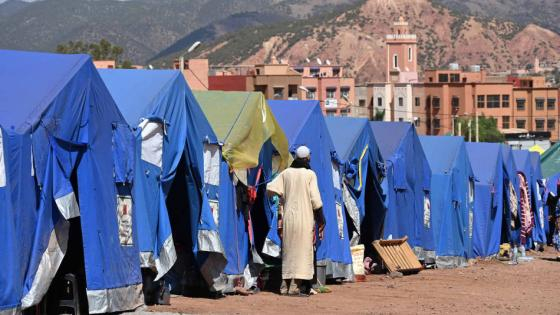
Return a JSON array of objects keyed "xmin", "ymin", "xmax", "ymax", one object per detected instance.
[
  {"xmin": 529, "ymin": 144, "xmax": 545, "ymax": 155},
  {"xmin": 194, "ymin": 90, "xmax": 290, "ymax": 171}
]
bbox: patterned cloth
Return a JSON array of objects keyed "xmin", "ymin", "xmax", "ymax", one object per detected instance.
[{"xmin": 518, "ymin": 173, "xmax": 533, "ymax": 246}]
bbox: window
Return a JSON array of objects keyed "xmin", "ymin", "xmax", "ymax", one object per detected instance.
[
  {"xmin": 451, "ymin": 96, "xmax": 459, "ymax": 108},
  {"xmin": 294, "ymin": 67, "xmax": 303, "ymax": 73},
  {"xmin": 548, "ymin": 119, "xmax": 556, "ymax": 130},
  {"xmin": 433, "ymin": 118, "xmax": 441, "ymax": 129},
  {"xmin": 438, "ymin": 74, "xmax": 449, "ymax": 83},
  {"xmin": 487, "ymin": 95, "xmax": 500, "ymax": 108},
  {"xmin": 414, "ymin": 117, "xmax": 421, "ymax": 127},
  {"xmin": 432, "ymin": 97, "xmax": 440, "ymax": 108},
  {"xmin": 398, "ymin": 118, "xmax": 404, "ymax": 122},
  {"xmin": 536, "ymin": 119, "xmax": 545, "ymax": 131},
  {"xmin": 502, "ymin": 95, "xmax": 510, "ymax": 108},
  {"xmin": 415, "ymin": 97, "xmax": 420, "ymax": 107},
  {"xmin": 326, "ymin": 88, "xmax": 336, "ymax": 99},
  {"xmin": 536, "ymin": 98, "xmax": 545, "ymax": 110},
  {"xmin": 516, "ymin": 98, "xmax": 526, "ymax": 110},
  {"xmin": 408, "ymin": 47, "xmax": 412, "ymax": 62},
  {"xmin": 477, "ymin": 95, "xmax": 485, "ymax": 108},
  {"xmin": 333, "ymin": 68, "xmax": 340, "ymax": 77},
  {"xmin": 393, "ymin": 54, "xmax": 399, "ymax": 69},
  {"xmin": 310, "ymin": 68, "xmax": 320, "ymax": 76},
  {"xmin": 398, "ymin": 97, "xmax": 404, "ymax": 107},
  {"xmin": 516, "ymin": 119, "xmax": 526, "ymax": 129},
  {"xmin": 502, "ymin": 116, "xmax": 510, "ymax": 129},
  {"xmin": 548, "ymin": 98, "xmax": 556, "ymax": 110},
  {"xmin": 341, "ymin": 87, "xmax": 350, "ymax": 99},
  {"xmin": 273, "ymin": 87, "xmax": 284, "ymax": 99},
  {"xmin": 305, "ymin": 87, "xmax": 316, "ymax": 99},
  {"xmin": 377, "ymin": 97, "xmax": 383, "ymax": 107},
  {"xmin": 450, "ymin": 73, "xmax": 460, "ymax": 82},
  {"xmin": 359, "ymin": 99, "xmax": 366, "ymax": 107}
]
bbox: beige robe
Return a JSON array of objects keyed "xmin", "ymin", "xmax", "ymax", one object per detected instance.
[{"xmin": 267, "ymin": 168, "xmax": 323, "ymax": 280}]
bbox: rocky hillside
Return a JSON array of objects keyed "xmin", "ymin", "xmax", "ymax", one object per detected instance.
[{"xmin": 191, "ymin": 0, "xmax": 560, "ymax": 83}]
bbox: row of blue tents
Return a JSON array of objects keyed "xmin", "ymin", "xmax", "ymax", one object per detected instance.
[{"xmin": 0, "ymin": 50, "xmax": 552, "ymax": 313}]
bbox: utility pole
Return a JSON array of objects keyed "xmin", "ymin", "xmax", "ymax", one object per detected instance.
[
  {"xmin": 468, "ymin": 119, "xmax": 472, "ymax": 142},
  {"xmin": 475, "ymin": 112, "xmax": 479, "ymax": 142},
  {"xmin": 451, "ymin": 115, "xmax": 455, "ymax": 136},
  {"xmin": 179, "ymin": 55, "xmax": 185, "ymax": 72}
]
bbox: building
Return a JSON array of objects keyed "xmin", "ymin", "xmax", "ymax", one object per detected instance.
[
  {"xmin": 296, "ymin": 64, "xmax": 355, "ymax": 116},
  {"xmin": 357, "ymin": 17, "xmax": 419, "ymax": 122},
  {"xmin": 386, "ymin": 16, "xmax": 418, "ymax": 84},
  {"xmin": 174, "ymin": 58, "xmax": 209, "ymax": 91},
  {"xmin": 412, "ymin": 69, "xmax": 560, "ymax": 141},
  {"xmin": 208, "ymin": 59, "xmax": 355, "ymax": 116},
  {"xmin": 93, "ymin": 60, "xmax": 116, "ymax": 69},
  {"xmin": 359, "ymin": 16, "xmax": 560, "ymax": 142}
]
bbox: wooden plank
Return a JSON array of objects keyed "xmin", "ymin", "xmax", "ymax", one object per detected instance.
[{"xmin": 373, "ymin": 237, "xmax": 422, "ymax": 274}]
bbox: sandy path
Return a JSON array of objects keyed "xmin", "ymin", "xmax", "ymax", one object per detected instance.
[{"xmin": 147, "ymin": 248, "xmax": 560, "ymax": 314}]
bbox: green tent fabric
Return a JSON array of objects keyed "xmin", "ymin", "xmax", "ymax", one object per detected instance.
[
  {"xmin": 541, "ymin": 142, "xmax": 560, "ymax": 178},
  {"xmin": 194, "ymin": 90, "xmax": 290, "ymax": 170}
]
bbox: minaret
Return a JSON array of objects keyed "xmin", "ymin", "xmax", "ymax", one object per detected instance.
[{"xmin": 385, "ymin": 16, "xmax": 418, "ymax": 83}]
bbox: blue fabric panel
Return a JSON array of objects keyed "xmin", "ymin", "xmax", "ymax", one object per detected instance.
[
  {"xmin": 0, "ymin": 50, "xmax": 89, "ymax": 133},
  {"xmin": 76, "ymin": 64, "xmax": 141, "ymax": 291},
  {"xmin": 0, "ymin": 130, "xmax": 38, "ymax": 311},
  {"xmin": 466, "ymin": 142, "xmax": 503, "ymax": 257},
  {"xmin": 371, "ymin": 122, "xmax": 434, "ymax": 251},
  {"xmin": 219, "ymin": 160, "xmax": 249, "ymax": 275},
  {"xmin": 420, "ymin": 136, "xmax": 473, "ymax": 259}
]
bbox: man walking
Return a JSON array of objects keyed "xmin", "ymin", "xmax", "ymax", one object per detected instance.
[{"xmin": 267, "ymin": 146, "xmax": 325, "ymax": 297}]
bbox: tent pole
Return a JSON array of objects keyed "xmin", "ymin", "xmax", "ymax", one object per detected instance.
[{"xmin": 475, "ymin": 112, "xmax": 479, "ymax": 142}]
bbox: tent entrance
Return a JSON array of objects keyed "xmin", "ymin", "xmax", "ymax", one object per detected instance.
[
  {"xmin": 163, "ymin": 153, "xmax": 209, "ymax": 297},
  {"xmin": 360, "ymin": 165, "xmax": 386, "ymax": 261},
  {"xmin": 43, "ymin": 166, "xmax": 89, "ymax": 314}
]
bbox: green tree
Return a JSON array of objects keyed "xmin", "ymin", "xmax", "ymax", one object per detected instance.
[
  {"xmin": 373, "ymin": 109, "xmax": 385, "ymax": 121},
  {"xmin": 119, "ymin": 60, "xmax": 134, "ymax": 69},
  {"xmin": 56, "ymin": 39, "xmax": 125, "ymax": 63},
  {"xmin": 455, "ymin": 115, "xmax": 505, "ymax": 143}
]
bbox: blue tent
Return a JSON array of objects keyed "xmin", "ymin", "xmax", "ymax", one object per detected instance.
[
  {"xmin": 501, "ymin": 145, "xmax": 521, "ymax": 245},
  {"xmin": 0, "ymin": 50, "xmax": 141, "ymax": 313},
  {"xmin": 530, "ymin": 152, "xmax": 547, "ymax": 245},
  {"xmin": 269, "ymin": 100, "xmax": 353, "ymax": 279},
  {"xmin": 325, "ymin": 117, "xmax": 386, "ymax": 258},
  {"xmin": 419, "ymin": 136, "xmax": 474, "ymax": 267},
  {"xmin": 99, "ymin": 70, "xmax": 225, "ymax": 292},
  {"xmin": 370, "ymin": 122, "xmax": 434, "ymax": 259},
  {"xmin": 466, "ymin": 143, "xmax": 504, "ymax": 257}
]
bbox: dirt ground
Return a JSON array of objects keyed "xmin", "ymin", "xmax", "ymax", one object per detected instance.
[{"xmin": 147, "ymin": 247, "xmax": 560, "ymax": 314}]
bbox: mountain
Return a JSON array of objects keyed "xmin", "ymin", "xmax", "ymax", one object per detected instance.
[
  {"xmin": 0, "ymin": 0, "xmax": 289, "ymax": 62},
  {"xmin": 0, "ymin": 0, "xmax": 358, "ymax": 63},
  {"xmin": 0, "ymin": 0, "xmax": 32, "ymax": 17},
  {"xmin": 149, "ymin": 0, "xmax": 361, "ymax": 63},
  {"xmin": 190, "ymin": 0, "xmax": 560, "ymax": 83},
  {"xmin": 432, "ymin": 0, "xmax": 560, "ymax": 35}
]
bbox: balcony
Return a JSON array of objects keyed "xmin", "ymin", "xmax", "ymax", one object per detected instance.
[{"xmin": 386, "ymin": 34, "xmax": 417, "ymax": 40}]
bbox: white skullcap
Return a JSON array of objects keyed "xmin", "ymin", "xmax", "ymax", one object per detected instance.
[{"xmin": 295, "ymin": 146, "xmax": 311, "ymax": 159}]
